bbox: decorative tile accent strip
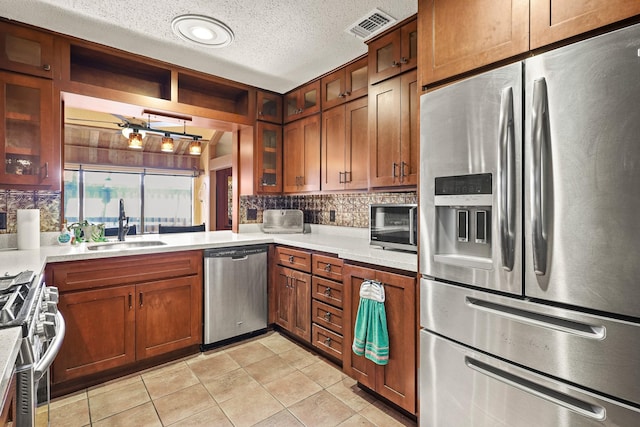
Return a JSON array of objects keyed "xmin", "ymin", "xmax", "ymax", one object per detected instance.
[
  {"xmin": 239, "ymin": 192, "xmax": 417, "ymax": 228},
  {"xmin": 0, "ymin": 190, "xmax": 61, "ymax": 233}
]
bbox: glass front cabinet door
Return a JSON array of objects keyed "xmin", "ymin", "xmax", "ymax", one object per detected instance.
[
  {"xmin": 255, "ymin": 121, "xmax": 282, "ymax": 193},
  {"xmin": 0, "ymin": 71, "xmax": 56, "ymax": 188}
]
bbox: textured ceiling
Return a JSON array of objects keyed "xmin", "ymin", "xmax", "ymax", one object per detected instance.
[{"xmin": 0, "ymin": 0, "xmax": 417, "ymax": 93}]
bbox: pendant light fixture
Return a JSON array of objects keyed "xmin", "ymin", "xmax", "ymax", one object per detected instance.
[
  {"xmin": 189, "ymin": 138, "xmax": 202, "ymax": 155},
  {"xmin": 161, "ymin": 134, "xmax": 174, "ymax": 152},
  {"xmin": 127, "ymin": 129, "xmax": 144, "ymax": 149}
]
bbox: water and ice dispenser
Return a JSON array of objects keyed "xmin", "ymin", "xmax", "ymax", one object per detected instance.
[{"xmin": 433, "ymin": 173, "xmax": 493, "ymax": 269}]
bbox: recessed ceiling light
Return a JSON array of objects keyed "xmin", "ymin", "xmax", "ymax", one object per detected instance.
[{"xmin": 171, "ymin": 15, "xmax": 234, "ymax": 48}]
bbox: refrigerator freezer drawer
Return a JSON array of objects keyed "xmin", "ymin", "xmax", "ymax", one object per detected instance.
[
  {"xmin": 420, "ymin": 330, "xmax": 640, "ymax": 427},
  {"xmin": 421, "ymin": 279, "xmax": 640, "ymax": 407}
]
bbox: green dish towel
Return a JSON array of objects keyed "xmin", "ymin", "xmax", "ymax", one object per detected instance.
[{"xmin": 352, "ymin": 298, "xmax": 389, "ymax": 365}]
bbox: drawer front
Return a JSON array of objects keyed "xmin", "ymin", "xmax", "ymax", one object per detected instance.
[
  {"xmin": 275, "ymin": 246, "xmax": 311, "ymax": 272},
  {"xmin": 312, "ymin": 253, "xmax": 343, "ymax": 281},
  {"xmin": 312, "ymin": 324, "xmax": 343, "ymax": 360},
  {"xmin": 312, "ymin": 276, "xmax": 343, "ymax": 308},
  {"xmin": 47, "ymin": 251, "xmax": 202, "ymax": 292},
  {"xmin": 312, "ymin": 299, "xmax": 343, "ymax": 335}
]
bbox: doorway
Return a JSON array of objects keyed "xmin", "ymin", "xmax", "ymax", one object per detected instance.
[{"xmin": 215, "ymin": 167, "xmax": 232, "ymax": 230}]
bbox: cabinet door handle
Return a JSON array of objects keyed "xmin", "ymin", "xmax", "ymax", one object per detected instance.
[
  {"xmin": 344, "ymin": 91, "xmax": 351, "ymax": 96},
  {"xmin": 392, "ymin": 162, "xmax": 398, "ymax": 178},
  {"xmin": 324, "ymin": 337, "xmax": 332, "ymax": 346},
  {"xmin": 338, "ymin": 92, "xmax": 345, "ymax": 98},
  {"xmin": 345, "ymin": 171, "xmax": 352, "ymax": 183},
  {"xmin": 258, "ymin": 110, "xmax": 264, "ymax": 116},
  {"xmin": 128, "ymin": 293, "xmax": 132, "ymax": 310},
  {"xmin": 338, "ymin": 171, "xmax": 344, "ymax": 183},
  {"xmin": 43, "ymin": 64, "xmax": 51, "ymax": 71},
  {"xmin": 391, "ymin": 60, "xmax": 400, "ymax": 67},
  {"xmin": 139, "ymin": 292, "xmax": 143, "ymax": 307},
  {"xmin": 324, "ymin": 287, "xmax": 332, "ymax": 297},
  {"xmin": 41, "ymin": 162, "xmax": 49, "ymax": 180},
  {"xmin": 323, "ymin": 312, "xmax": 332, "ymax": 321},
  {"xmin": 400, "ymin": 57, "xmax": 408, "ymax": 64},
  {"xmin": 401, "ymin": 161, "xmax": 408, "ymax": 180}
]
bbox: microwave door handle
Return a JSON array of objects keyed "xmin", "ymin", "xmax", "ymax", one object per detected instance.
[
  {"xmin": 409, "ymin": 206, "xmax": 417, "ymax": 245},
  {"xmin": 499, "ymin": 86, "xmax": 516, "ymax": 271},
  {"xmin": 531, "ymin": 78, "xmax": 550, "ymax": 275}
]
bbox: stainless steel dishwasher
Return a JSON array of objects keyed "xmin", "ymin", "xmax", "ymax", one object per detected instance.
[{"xmin": 203, "ymin": 245, "xmax": 268, "ymax": 347}]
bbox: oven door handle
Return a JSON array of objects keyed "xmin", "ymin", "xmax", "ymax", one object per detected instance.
[{"xmin": 34, "ymin": 311, "xmax": 66, "ymax": 381}]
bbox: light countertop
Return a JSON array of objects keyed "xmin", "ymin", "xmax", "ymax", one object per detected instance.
[{"xmin": 0, "ymin": 225, "xmax": 416, "ymax": 402}]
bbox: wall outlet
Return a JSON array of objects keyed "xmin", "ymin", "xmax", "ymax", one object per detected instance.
[
  {"xmin": 0, "ymin": 212, "xmax": 6, "ymax": 230},
  {"xmin": 247, "ymin": 208, "xmax": 258, "ymax": 221},
  {"xmin": 329, "ymin": 210, "xmax": 336, "ymax": 222}
]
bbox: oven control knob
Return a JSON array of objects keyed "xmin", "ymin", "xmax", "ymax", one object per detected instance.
[
  {"xmin": 41, "ymin": 300, "xmax": 58, "ymax": 314},
  {"xmin": 37, "ymin": 312, "xmax": 57, "ymax": 339},
  {"xmin": 44, "ymin": 286, "xmax": 59, "ymax": 304}
]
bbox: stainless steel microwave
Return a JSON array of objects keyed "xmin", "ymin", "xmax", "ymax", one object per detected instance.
[{"xmin": 369, "ymin": 204, "xmax": 418, "ymax": 252}]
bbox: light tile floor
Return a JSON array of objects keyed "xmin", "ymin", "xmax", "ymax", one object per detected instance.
[{"xmin": 40, "ymin": 332, "xmax": 417, "ymax": 427}]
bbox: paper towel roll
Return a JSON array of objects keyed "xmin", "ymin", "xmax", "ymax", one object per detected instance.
[{"xmin": 17, "ymin": 209, "xmax": 40, "ymax": 250}]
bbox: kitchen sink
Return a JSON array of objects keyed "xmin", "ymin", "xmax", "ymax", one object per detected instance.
[{"xmin": 86, "ymin": 240, "xmax": 167, "ymax": 251}]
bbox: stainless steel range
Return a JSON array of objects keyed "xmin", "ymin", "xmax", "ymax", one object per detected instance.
[{"xmin": 0, "ymin": 270, "xmax": 65, "ymax": 427}]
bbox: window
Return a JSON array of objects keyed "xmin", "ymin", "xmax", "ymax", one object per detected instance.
[{"xmin": 64, "ymin": 168, "xmax": 194, "ymax": 234}]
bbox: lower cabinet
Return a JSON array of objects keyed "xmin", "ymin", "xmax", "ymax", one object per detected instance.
[
  {"xmin": 48, "ymin": 251, "xmax": 202, "ymax": 388},
  {"xmin": 343, "ymin": 263, "xmax": 416, "ymax": 414},
  {"xmin": 0, "ymin": 370, "xmax": 15, "ymax": 427},
  {"xmin": 275, "ymin": 265, "xmax": 311, "ymax": 342}
]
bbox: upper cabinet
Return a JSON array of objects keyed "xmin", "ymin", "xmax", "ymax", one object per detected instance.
[
  {"xmin": 255, "ymin": 121, "xmax": 283, "ymax": 194},
  {"xmin": 321, "ymin": 56, "xmax": 368, "ymax": 111},
  {"xmin": 530, "ymin": 0, "xmax": 640, "ymax": 49},
  {"xmin": 0, "ymin": 71, "xmax": 58, "ymax": 189},
  {"xmin": 418, "ymin": 0, "xmax": 529, "ymax": 87},
  {"xmin": 418, "ymin": 0, "xmax": 640, "ymax": 87},
  {"xmin": 321, "ymin": 97, "xmax": 369, "ymax": 191},
  {"xmin": 284, "ymin": 80, "xmax": 321, "ymax": 123},
  {"xmin": 368, "ymin": 18, "xmax": 417, "ymax": 85},
  {"xmin": 283, "ymin": 114, "xmax": 320, "ymax": 193},
  {"xmin": 0, "ymin": 22, "xmax": 57, "ymax": 79},
  {"xmin": 256, "ymin": 90, "xmax": 282, "ymax": 124},
  {"xmin": 369, "ymin": 70, "xmax": 418, "ymax": 188}
]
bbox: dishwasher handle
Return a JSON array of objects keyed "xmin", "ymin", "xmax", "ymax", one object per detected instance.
[{"xmin": 204, "ymin": 245, "xmax": 269, "ymax": 258}]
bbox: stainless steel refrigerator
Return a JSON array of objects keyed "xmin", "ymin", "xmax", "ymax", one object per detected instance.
[{"xmin": 419, "ymin": 23, "xmax": 640, "ymax": 426}]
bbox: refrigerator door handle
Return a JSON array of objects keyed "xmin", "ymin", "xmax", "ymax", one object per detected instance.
[
  {"xmin": 499, "ymin": 86, "xmax": 516, "ymax": 271},
  {"xmin": 465, "ymin": 296, "xmax": 606, "ymax": 339},
  {"xmin": 531, "ymin": 78, "xmax": 550, "ymax": 275},
  {"xmin": 465, "ymin": 357, "xmax": 606, "ymax": 421}
]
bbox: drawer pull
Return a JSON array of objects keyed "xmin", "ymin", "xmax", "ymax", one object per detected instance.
[
  {"xmin": 324, "ymin": 337, "xmax": 332, "ymax": 346},
  {"xmin": 288, "ymin": 255, "xmax": 295, "ymax": 263},
  {"xmin": 323, "ymin": 312, "xmax": 332, "ymax": 321},
  {"xmin": 324, "ymin": 263, "xmax": 332, "ymax": 272},
  {"xmin": 324, "ymin": 287, "xmax": 332, "ymax": 296}
]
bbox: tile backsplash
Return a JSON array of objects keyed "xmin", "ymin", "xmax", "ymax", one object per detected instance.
[
  {"xmin": 0, "ymin": 190, "xmax": 61, "ymax": 233},
  {"xmin": 240, "ymin": 192, "xmax": 417, "ymax": 228}
]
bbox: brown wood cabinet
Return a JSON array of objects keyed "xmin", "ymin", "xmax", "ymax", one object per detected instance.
[
  {"xmin": 274, "ymin": 246, "xmax": 312, "ymax": 342},
  {"xmin": 284, "ymin": 80, "xmax": 321, "ymax": 123},
  {"xmin": 321, "ymin": 97, "xmax": 368, "ymax": 191},
  {"xmin": 369, "ymin": 70, "xmax": 418, "ymax": 188},
  {"xmin": 283, "ymin": 114, "xmax": 320, "ymax": 193},
  {"xmin": 321, "ymin": 57, "xmax": 368, "ymax": 110},
  {"xmin": 343, "ymin": 264, "xmax": 416, "ymax": 414},
  {"xmin": 256, "ymin": 90, "xmax": 282, "ymax": 124},
  {"xmin": 0, "ymin": 369, "xmax": 15, "ymax": 427},
  {"xmin": 310, "ymin": 253, "xmax": 345, "ymax": 361},
  {"xmin": 368, "ymin": 18, "xmax": 417, "ymax": 85},
  {"xmin": 418, "ymin": 0, "xmax": 640, "ymax": 87},
  {"xmin": 530, "ymin": 0, "xmax": 640, "ymax": 49},
  {"xmin": 418, "ymin": 0, "xmax": 529, "ymax": 87},
  {"xmin": 0, "ymin": 70, "xmax": 59, "ymax": 189},
  {"xmin": 47, "ymin": 251, "xmax": 202, "ymax": 387},
  {"xmin": 255, "ymin": 121, "xmax": 282, "ymax": 193},
  {"xmin": 0, "ymin": 21, "xmax": 57, "ymax": 79}
]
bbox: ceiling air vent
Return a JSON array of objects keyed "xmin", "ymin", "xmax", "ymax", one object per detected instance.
[{"xmin": 346, "ymin": 8, "xmax": 396, "ymax": 40}]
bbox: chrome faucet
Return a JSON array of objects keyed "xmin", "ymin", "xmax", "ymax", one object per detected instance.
[{"xmin": 117, "ymin": 199, "xmax": 129, "ymax": 241}]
